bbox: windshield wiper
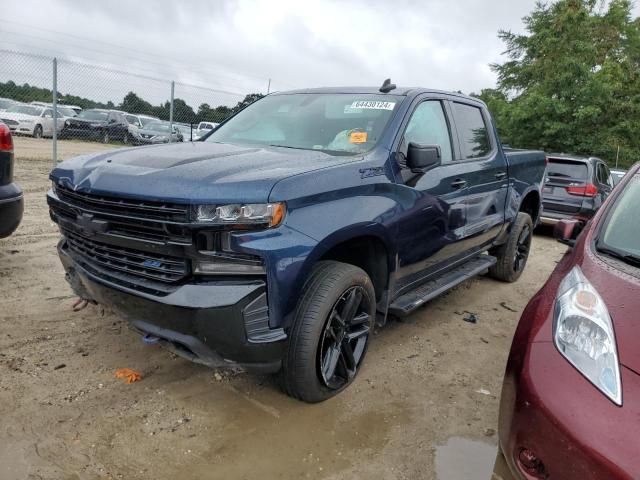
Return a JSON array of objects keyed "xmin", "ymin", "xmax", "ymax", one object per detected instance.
[
  {"xmin": 268, "ymin": 144, "xmax": 309, "ymax": 151},
  {"xmin": 596, "ymin": 245, "xmax": 640, "ymax": 267}
]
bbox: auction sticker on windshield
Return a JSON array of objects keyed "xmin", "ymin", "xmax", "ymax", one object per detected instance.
[{"xmin": 350, "ymin": 101, "xmax": 396, "ymax": 110}]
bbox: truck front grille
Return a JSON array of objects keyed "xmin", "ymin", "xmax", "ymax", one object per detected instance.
[
  {"xmin": 55, "ymin": 185, "xmax": 189, "ymax": 223},
  {"xmin": 64, "ymin": 229, "xmax": 188, "ymax": 283}
]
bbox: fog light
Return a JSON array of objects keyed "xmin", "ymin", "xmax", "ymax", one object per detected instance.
[
  {"xmin": 193, "ymin": 257, "xmax": 265, "ymax": 275},
  {"xmin": 518, "ymin": 448, "xmax": 546, "ymax": 478}
]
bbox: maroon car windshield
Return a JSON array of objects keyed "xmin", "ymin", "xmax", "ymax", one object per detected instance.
[{"xmin": 599, "ymin": 173, "xmax": 640, "ymax": 259}]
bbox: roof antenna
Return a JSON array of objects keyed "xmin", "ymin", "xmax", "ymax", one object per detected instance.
[{"xmin": 379, "ymin": 78, "xmax": 396, "ymax": 93}]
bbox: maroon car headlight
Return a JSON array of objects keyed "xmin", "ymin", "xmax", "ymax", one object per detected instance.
[{"xmin": 553, "ymin": 266, "xmax": 622, "ymax": 405}]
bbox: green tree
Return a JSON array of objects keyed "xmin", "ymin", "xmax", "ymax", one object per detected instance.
[
  {"xmin": 488, "ymin": 0, "xmax": 640, "ymax": 168},
  {"xmin": 119, "ymin": 92, "xmax": 154, "ymax": 116}
]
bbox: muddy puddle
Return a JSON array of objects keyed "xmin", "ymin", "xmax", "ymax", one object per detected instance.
[{"xmin": 435, "ymin": 437, "xmax": 513, "ymax": 480}]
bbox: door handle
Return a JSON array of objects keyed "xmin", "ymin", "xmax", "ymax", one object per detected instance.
[
  {"xmin": 451, "ymin": 179, "xmax": 467, "ymax": 189},
  {"xmin": 495, "ymin": 172, "xmax": 507, "ymax": 180}
]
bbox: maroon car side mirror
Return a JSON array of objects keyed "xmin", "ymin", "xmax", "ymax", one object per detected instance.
[{"xmin": 554, "ymin": 219, "xmax": 582, "ymax": 247}]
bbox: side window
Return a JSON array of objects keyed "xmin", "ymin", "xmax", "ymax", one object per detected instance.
[
  {"xmin": 597, "ymin": 163, "xmax": 613, "ymax": 187},
  {"xmin": 403, "ymin": 101, "xmax": 452, "ymax": 163},
  {"xmin": 43, "ymin": 108, "xmax": 52, "ymax": 118},
  {"xmin": 451, "ymin": 103, "xmax": 491, "ymax": 159}
]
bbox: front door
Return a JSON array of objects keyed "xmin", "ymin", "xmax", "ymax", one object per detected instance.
[{"xmin": 393, "ymin": 99, "xmax": 471, "ymax": 296}]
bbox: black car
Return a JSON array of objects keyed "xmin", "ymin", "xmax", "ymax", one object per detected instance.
[
  {"xmin": 0, "ymin": 122, "xmax": 23, "ymax": 238},
  {"xmin": 540, "ymin": 155, "xmax": 614, "ymax": 225},
  {"xmin": 59, "ymin": 109, "xmax": 130, "ymax": 144}
]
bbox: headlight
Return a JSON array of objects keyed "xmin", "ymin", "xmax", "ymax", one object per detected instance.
[
  {"xmin": 193, "ymin": 203, "xmax": 285, "ymax": 227},
  {"xmin": 553, "ymin": 266, "xmax": 622, "ymax": 405},
  {"xmin": 90, "ymin": 123, "xmax": 102, "ymax": 128},
  {"xmin": 65, "ymin": 120, "xmax": 70, "ymax": 126}
]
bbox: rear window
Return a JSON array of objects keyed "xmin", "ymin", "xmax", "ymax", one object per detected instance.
[
  {"xmin": 451, "ymin": 102, "xmax": 491, "ymax": 159},
  {"xmin": 547, "ymin": 159, "xmax": 588, "ymax": 181}
]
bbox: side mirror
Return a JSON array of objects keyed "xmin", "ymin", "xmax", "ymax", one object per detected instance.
[
  {"xmin": 554, "ymin": 219, "xmax": 583, "ymax": 247},
  {"xmin": 406, "ymin": 143, "xmax": 441, "ymax": 173}
]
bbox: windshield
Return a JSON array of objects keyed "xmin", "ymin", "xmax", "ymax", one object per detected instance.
[
  {"xmin": 205, "ymin": 93, "xmax": 402, "ymax": 154},
  {"xmin": 78, "ymin": 110, "xmax": 108, "ymax": 121},
  {"xmin": 57, "ymin": 107, "xmax": 76, "ymax": 117},
  {"xmin": 145, "ymin": 122, "xmax": 171, "ymax": 132},
  {"xmin": 7, "ymin": 105, "xmax": 42, "ymax": 116},
  {"xmin": 599, "ymin": 173, "xmax": 640, "ymax": 259},
  {"xmin": 139, "ymin": 116, "xmax": 157, "ymax": 127},
  {"xmin": 0, "ymin": 99, "xmax": 15, "ymax": 109}
]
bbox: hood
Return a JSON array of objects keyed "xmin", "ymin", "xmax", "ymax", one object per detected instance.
[
  {"xmin": 51, "ymin": 141, "xmax": 352, "ymax": 204},
  {"xmin": 0, "ymin": 112, "xmax": 39, "ymax": 122},
  {"xmin": 580, "ymin": 247, "xmax": 640, "ymax": 377}
]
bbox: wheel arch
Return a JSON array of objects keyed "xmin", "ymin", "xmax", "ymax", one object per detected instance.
[
  {"xmin": 295, "ymin": 224, "xmax": 396, "ymax": 309},
  {"xmin": 519, "ymin": 189, "xmax": 541, "ymax": 224}
]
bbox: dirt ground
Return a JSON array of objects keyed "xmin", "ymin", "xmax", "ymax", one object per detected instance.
[{"xmin": 0, "ymin": 139, "xmax": 567, "ymax": 480}]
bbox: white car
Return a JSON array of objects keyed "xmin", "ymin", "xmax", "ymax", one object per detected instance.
[
  {"xmin": 0, "ymin": 104, "xmax": 63, "ymax": 138},
  {"xmin": 0, "ymin": 97, "xmax": 17, "ymax": 112},
  {"xmin": 195, "ymin": 121, "xmax": 219, "ymax": 138}
]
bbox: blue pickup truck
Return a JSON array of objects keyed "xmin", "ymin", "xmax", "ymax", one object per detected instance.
[{"xmin": 48, "ymin": 84, "xmax": 546, "ymax": 402}]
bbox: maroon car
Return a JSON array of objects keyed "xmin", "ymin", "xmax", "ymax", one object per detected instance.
[{"xmin": 498, "ymin": 162, "xmax": 640, "ymax": 479}]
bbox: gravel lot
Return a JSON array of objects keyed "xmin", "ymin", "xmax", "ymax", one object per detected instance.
[{"xmin": 0, "ymin": 140, "xmax": 567, "ymax": 480}]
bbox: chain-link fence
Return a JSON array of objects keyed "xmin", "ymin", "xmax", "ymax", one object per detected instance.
[{"xmin": 0, "ymin": 49, "xmax": 263, "ymax": 162}]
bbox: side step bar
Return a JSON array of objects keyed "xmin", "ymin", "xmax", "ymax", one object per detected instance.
[{"xmin": 388, "ymin": 255, "xmax": 497, "ymax": 317}]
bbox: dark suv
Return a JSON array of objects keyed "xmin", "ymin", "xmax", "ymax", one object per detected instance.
[
  {"xmin": 540, "ymin": 155, "xmax": 614, "ymax": 225},
  {"xmin": 59, "ymin": 109, "xmax": 130, "ymax": 144}
]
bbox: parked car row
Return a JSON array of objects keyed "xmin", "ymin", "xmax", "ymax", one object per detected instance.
[{"xmin": 0, "ymin": 96, "xmax": 218, "ymax": 144}]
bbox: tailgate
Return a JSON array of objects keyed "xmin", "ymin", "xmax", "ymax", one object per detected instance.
[{"xmin": 543, "ymin": 159, "xmax": 588, "ymax": 214}]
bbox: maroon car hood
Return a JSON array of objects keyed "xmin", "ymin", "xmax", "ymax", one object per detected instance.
[{"xmin": 579, "ymin": 246, "xmax": 640, "ymax": 376}]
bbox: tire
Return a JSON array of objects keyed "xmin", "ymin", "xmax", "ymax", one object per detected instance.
[
  {"xmin": 33, "ymin": 125, "xmax": 43, "ymax": 139},
  {"xmin": 489, "ymin": 212, "xmax": 533, "ymax": 283},
  {"xmin": 102, "ymin": 130, "xmax": 109, "ymax": 144},
  {"xmin": 281, "ymin": 261, "xmax": 375, "ymax": 403}
]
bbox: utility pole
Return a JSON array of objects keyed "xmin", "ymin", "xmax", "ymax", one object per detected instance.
[
  {"xmin": 267, "ymin": 78, "xmax": 271, "ymax": 94},
  {"xmin": 52, "ymin": 57, "xmax": 58, "ymax": 164},
  {"xmin": 616, "ymin": 145, "xmax": 620, "ymax": 168}
]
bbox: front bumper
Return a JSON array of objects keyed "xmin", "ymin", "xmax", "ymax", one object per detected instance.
[
  {"xmin": 0, "ymin": 183, "xmax": 24, "ymax": 238},
  {"xmin": 499, "ymin": 341, "xmax": 640, "ymax": 479},
  {"xmin": 60, "ymin": 127, "xmax": 101, "ymax": 140},
  {"xmin": 133, "ymin": 137, "xmax": 169, "ymax": 145},
  {"xmin": 58, "ymin": 241, "xmax": 287, "ymax": 373}
]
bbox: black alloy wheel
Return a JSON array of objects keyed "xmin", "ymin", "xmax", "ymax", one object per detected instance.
[{"xmin": 318, "ymin": 285, "xmax": 372, "ymax": 390}]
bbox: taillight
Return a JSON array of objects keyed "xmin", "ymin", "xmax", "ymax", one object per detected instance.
[
  {"xmin": 0, "ymin": 123, "xmax": 13, "ymax": 152},
  {"xmin": 566, "ymin": 183, "xmax": 598, "ymax": 197}
]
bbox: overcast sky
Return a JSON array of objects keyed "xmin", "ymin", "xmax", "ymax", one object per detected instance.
[{"xmin": 1, "ymin": 0, "xmax": 638, "ymax": 109}]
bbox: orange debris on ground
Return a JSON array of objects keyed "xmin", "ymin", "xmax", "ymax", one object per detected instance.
[{"xmin": 114, "ymin": 368, "xmax": 143, "ymax": 384}]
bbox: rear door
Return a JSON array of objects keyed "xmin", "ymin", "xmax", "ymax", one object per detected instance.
[
  {"xmin": 543, "ymin": 158, "xmax": 589, "ymax": 215},
  {"xmin": 449, "ymin": 101, "xmax": 508, "ymax": 251}
]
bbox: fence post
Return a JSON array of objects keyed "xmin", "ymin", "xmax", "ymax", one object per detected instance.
[
  {"xmin": 169, "ymin": 81, "xmax": 174, "ymax": 143},
  {"xmin": 52, "ymin": 57, "xmax": 58, "ymax": 164}
]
